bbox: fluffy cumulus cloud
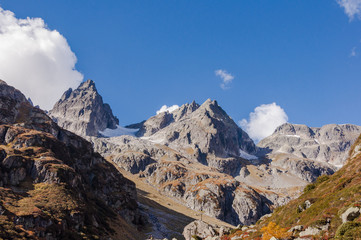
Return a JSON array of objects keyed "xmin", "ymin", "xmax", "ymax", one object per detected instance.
[
  {"xmin": 239, "ymin": 103, "xmax": 288, "ymax": 142},
  {"xmin": 156, "ymin": 105, "xmax": 180, "ymax": 115},
  {"xmin": 337, "ymin": 0, "xmax": 361, "ymax": 20},
  {"xmin": 0, "ymin": 7, "xmax": 83, "ymax": 110},
  {"xmin": 215, "ymin": 69, "xmax": 234, "ymax": 90}
]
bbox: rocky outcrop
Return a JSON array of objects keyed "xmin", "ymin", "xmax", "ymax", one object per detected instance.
[
  {"xmin": 183, "ymin": 220, "xmax": 217, "ymax": 240},
  {"xmin": 0, "ymin": 80, "xmax": 142, "ymax": 239},
  {"xmin": 90, "ymin": 135, "xmax": 167, "ymax": 174},
  {"xmin": 258, "ymin": 123, "xmax": 361, "ymax": 166},
  {"xmin": 269, "ymin": 154, "xmax": 336, "ymax": 182},
  {"xmin": 49, "ymin": 80, "xmax": 119, "ymax": 137}
]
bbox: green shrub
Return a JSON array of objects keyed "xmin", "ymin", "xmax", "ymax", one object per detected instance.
[
  {"xmin": 343, "ymin": 226, "xmax": 361, "ymax": 239},
  {"xmin": 335, "ymin": 222, "xmax": 361, "ymax": 238},
  {"xmin": 311, "ymin": 219, "xmax": 328, "ymax": 227},
  {"xmin": 304, "ymin": 183, "xmax": 316, "ymax": 193},
  {"xmin": 228, "ymin": 226, "xmax": 242, "ymax": 235},
  {"xmin": 316, "ymin": 175, "xmax": 330, "ymax": 184}
]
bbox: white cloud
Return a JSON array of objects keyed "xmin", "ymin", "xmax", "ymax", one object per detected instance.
[
  {"xmin": 156, "ymin": 105, "xmax": 179, "ymax": 115},
  {"xmin": 215, "ymin": 69, "xmax": 234, "ymax": 90},
  {"xmin": 0, "ymin": 7, "xmax": 83, "ymax": 110},
  {"xmin": 350, "ymin": 46, "xmax": 357, "ymax": 56},
  {"xmin": 337, "ymin": 0, "xmax": 361, "ymax": 20},
  {"xmin": 239, "ymin": 103, "xmax": 288, "ymax": 142}
]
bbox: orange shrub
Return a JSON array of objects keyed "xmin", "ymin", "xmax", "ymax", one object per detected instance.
[{"xmin": 261, "ymin": 222, "xmax": 290, "ymax": 240}]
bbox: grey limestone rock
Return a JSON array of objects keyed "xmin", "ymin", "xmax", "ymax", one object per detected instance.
[
  {"xmin": 258, "ymin": 123, "xmax": 361, "ymax": 166},
  {"xmin": 182, "ymin": 220, "xmax": 217, "ymax": 240},
  {"xmin": 299, "ymin": 226, "xmax": 322, "ymax": 237},
  {"xmin": 270, "ymin": 155, "xmax": 336, "ymax": 182},
  {"xmin": 288, "ymin": 225, "xmax": 304, "ymax": 233},
  {"xmin": 49, "ymin": 79, "xmax": 119, "ymax": 137},
  {"xmin": 341, "ymin": 206, "xmax": 361, "ymax": 223}
]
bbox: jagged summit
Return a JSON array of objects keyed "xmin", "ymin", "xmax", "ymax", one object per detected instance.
[
  {"xmin": 258, "ymin": 122, "xmax": 361, "ymax": 166},
  {"xmin": 137, "ymin": 99, "xmax": 257, "ymax": 160},
  {"xmin": 49, "ymin": 79, "xmax": 119, "ymax": 137}
]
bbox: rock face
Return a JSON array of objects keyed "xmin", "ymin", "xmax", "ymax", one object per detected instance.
[
  {"xmin": 0, "ymin": 80, "xmax": 142, "ymax": 239},
  {"xmin": 137, "ymin": 99, "xmax": 257, "ymax": 161},
  {"xmin": 269, "ymin": 154, "xmax": 336, "ymax": 182},
  {"xmin": 258, "ymin": 123, "xmax": 361, "ymax": 166},
  {"xmin": 49, "ymin": 79, "xmax": 119, "ymax": 137}
]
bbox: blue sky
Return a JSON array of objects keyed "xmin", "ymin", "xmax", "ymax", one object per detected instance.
[{"xmin": 0, "ymin": 0, "xmax": 361, "ymax": 140}]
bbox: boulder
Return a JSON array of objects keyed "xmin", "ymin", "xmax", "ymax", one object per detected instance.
[
  {"xmin": 299, "ymin": 226, "xmax": 321, "ymax": 237},
  {"xmin": 341, "ymin": 206, "xmax": 361, "ymax": 223},
  {"xmin": 183, "ymin": 220, "xmax": 217, "ymax": 240}
]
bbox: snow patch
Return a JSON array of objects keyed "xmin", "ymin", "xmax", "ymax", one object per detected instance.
[
  {"xmin": 239, "ymin": 149, "xmax": 258, "ymax": 160},
  {"xmin": 284, "ymin": 134, "xmax": 301, "ymax": 138},
  {"xmin": 99, "ymin": 125, "xmax": 138, "ymax": 137},
  {"xmin": 156, "ymin": 105, "xmax": 179, "ymax": 115},
  {"xmin": 140, "ymin": 136, "xmax": 165, "ymax": 144},
  {"xmin": 334, "ymin": 164, "xmax": 343, "ymax": 169}
]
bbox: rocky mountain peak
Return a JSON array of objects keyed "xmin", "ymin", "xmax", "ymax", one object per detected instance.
[
  {"xmin": 197, "ymin": 99, "xmax": 232, "ymax": 122},
  {"xmin": 49, "ymin": 79, "xmax": 119, "ymax": 137},
  {"xmin": 137, "ymin": 99, "xmax": 257, "ymax": 161},
  {"xmin": 79, "ymin": 79, "xmax": 96, "ymax": 90}
]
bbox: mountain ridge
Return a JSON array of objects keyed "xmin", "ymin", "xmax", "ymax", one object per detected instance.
[
  {"xmin": 258, "ymin": 122, "xmax": 361, "ymax": 166},
  {"xmin": 0, "ymin": 80, "xmax": 144, "ymax": 239}
]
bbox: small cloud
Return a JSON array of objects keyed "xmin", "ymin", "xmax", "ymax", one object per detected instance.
[
  {"xmin": 215, "ymin": 69, "xmax": 234, "ymax": 90},
  {"xmin": 350, "ymin": 47, "xmax": 357, "ymax": 57},
  {"xmin": 156, "ymin": 105, "xmax": 179, "ymax": 115},
  {"xmin": 239, "ymin": 103, "xmax": 288, "ymax": 142},
  {"xmin": 0, "ymin": 7, "xmax": 83, "ymax": 110},
  {"xmin": 336, "ymin": 0, "xmax": 361, "ymax": 21}
]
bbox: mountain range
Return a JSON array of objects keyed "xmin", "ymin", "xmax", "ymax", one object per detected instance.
[{"xmin": 1, "ymin": 79, "xmax": 361, "ymax": 240}]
